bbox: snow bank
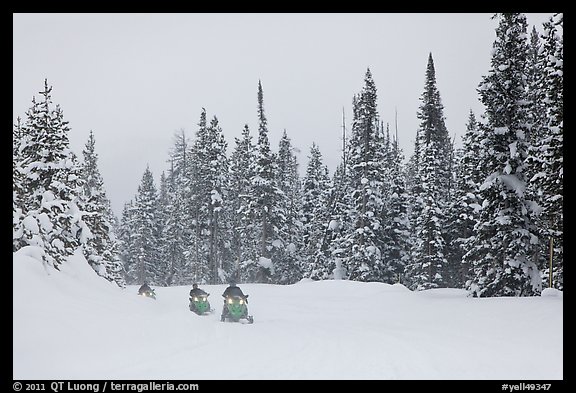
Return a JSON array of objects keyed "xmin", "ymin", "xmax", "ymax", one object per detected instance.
[{"xmin": 541, "ymin": 288, "xmax": 563, "ymax": 297}]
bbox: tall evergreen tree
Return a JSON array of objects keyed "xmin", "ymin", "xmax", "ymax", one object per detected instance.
[
  {"xmin": 13, "ymin": 116, "xmax": 26, "ymax": 252},
  {"xmin": 159, "ymin": 132, "xmax": 192, "ymax": 286},
  {"xmin": 229, "ymin": 124, "xmax": 260, "ymax": 282},
  {"xmin": 251, "ymin": 80, "xmax": 283, "ymax": 282},
  {"xmin": 189, "ymin": 114, "xmax": 231, "ymax": 284},
  {"xmin": 528, "ymin": 14, "xmax": 563, "ymax": 289},
  {"xmin": 118, "ymin": 200, "xmax": 137, "ymax": 283},
  {"xmin": 274, "ymin": 130, "xmax": 304, "ymax": 284},
  {"xmin": 185, "ymin": 109, "xmax": 211, "ymax": 283},
  {"xmin": 464, "ymin": 13, "xmax": 540, "ymax": 297},
  {"xmin": 319, "ymin": 162, "xmax": 350, "ymax": 280},
  {"xmin": 380, "ymin": 127, "xmax": 411, "ymax": 284},
  {"xmin": 13, "ymin": 80, "xmax": 88, "ymax": 269},
  {"xmin": 446, "ymin": 111, "xmax": 483, "ymax": 288},
  {"xmin": 156, "ymin": 171, "xmax": 171, "ymax": 284},
  {"xmin": 81, "ymin": 131, "xmax": 125, "ymax": 287},
  {"xmin": 301, "ymin": 143, "xmax": 332, "ymax": 278},
  {"xmin": 332, "ymin": 68, "xmax": 387, "ymax": 282},
  {"xmin": 166, "ymin": 129, "xmax": 196, "ymax": 284},
  {"xmin": 129, "ymin": 166, "xmax": 161, "ymax": 284},
  {"xmin": 405, "ymin": 53, "xmax": 453, "ymax": 290}
]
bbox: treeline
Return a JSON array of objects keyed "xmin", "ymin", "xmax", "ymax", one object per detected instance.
[{"xmin": 13, "ymin": 13, "xmax": 562, "ymax": 297}]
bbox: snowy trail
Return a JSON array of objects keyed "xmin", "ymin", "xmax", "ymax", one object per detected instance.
[{"xmin": 13, "ymin": 250, "xmax": 563, "ymax": 380}]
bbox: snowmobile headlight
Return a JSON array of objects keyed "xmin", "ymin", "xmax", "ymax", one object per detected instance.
[
  {"xmin": 228, "ymin": 298, "xmax": 233, "ymax": 304},
  {"xmin": 193, "ymin": 297, "xmax": 198, "ymax": 302},
  {"xmin": 239, "ymin": 299, "xmax": 244, "ymax": 305}
]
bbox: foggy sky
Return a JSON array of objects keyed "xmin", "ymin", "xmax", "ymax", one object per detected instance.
[{"xmin": 13, "ymin": 13, "xmax": 554, "ymax": 217}]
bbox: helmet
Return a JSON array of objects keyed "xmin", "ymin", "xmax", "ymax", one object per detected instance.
[
  {"xmin": 192, "ymin": 283, "xmax": 198, "ymax": 289},
  {"xmin": 229, "ymin": 280, "xmax": 237, "ymax": 287}
]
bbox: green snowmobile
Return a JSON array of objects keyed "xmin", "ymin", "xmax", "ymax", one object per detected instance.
[
  {"xmin": 189, "ymin": 294, "xmax": 212, "ymax": 315},
  {"xmin": 221, "ymin": 295, "xmax": 254, "ymax": 324}
]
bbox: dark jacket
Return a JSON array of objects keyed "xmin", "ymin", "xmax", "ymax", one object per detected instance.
[
  {"xmin": 138, "ymin": 284, "xmax": 152, "ymax": 294},
  {"xmin": 222, "ymin": 285, "xmax": 247, "ymax": 299},
  {"xmin": 190, "ymin": 288, "xmax": 208, "ymax": 297}
]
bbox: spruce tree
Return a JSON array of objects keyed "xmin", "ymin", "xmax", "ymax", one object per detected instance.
[
  {"xmin": 251, "ymin": 80, "xmax": 283, "ymax": 282},
  {"xmin": 274, "ymin": 130, "xmax": 304, "ymax": 284},
  {"xmin": 13, "ymin": 117, "xmax": 26, "ymax": 252},
  {"xmin": 464, "ymin": 13, "xmax": 540, "ymax": 297},
  {"xmin": 380, "ymin": 127, "xmax": 411, "ymax": 284},
  {"xmin": 229, "ymin": 125, "xmax": 260, "ymax": 282},
  {"xmin": 189, "ymin": 114, "xmax": 231, "ymax": 284},
  {"xmin": 165, "ymin": 130, "xmax": 195, "ymax": 285},
  {"xmin": 322, "ymin": 162, "xmax": 352, "ymax": 280},
  {"xmin": 446, "ymin": 111, "xmax": 483, "ymax": 288},
  {"xmin": 130, "ymin": 166, "xmax": 161, "ymax": 284},
  {"xmin": 14, "ymin": 80, "xmax": 88, "ymax": 269},
  {"xmin": 158, "ymin": 134, "xmax": 192, "ymax": 286},
  {"xmin": 301, "ymin": 143, "xmax": 332, "ymax": 278},
  {"xmin": 81, "ymin": 131, "xmax": 125, "ymax": 287},
  {"xmin": 118, "ymin": 200, "xmax": 138, "ymax": 284},
  {"xmin": 528, "ymin": 14, "xmax": 563, "ymax": 289},
  {"xmin": 185, "ymin": 109, "xmax": 211, "ymax": 283},
  {"xmin": 405, "ymin": 53, "xmax": 453, "ymax": 290},
  {"xmin": 334, "ymin": 68, "xmax": 387, "ymax": 282}
]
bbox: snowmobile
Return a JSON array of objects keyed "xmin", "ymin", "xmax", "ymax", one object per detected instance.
[
  {"xmin": 139, "ymin": 288, "xmax": 156, "ymax": 299},
  {"xmin": 221, "ymin": 295, "xmax": 254, "ymax": 324},
  {"xmin": 189, "ymin": 293, "xmax": 212, "ymax": 315}
]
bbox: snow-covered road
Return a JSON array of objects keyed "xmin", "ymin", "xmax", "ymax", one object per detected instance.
[{"xmin": 13, "ymin": 247, "xmax": 563, "ymax": 380}]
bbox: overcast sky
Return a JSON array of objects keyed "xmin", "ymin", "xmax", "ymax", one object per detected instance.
[{"xmin": 13, "ymin": 13, "xmax": 554, "ymax": 217}]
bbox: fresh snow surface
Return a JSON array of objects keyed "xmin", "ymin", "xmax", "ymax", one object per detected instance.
[{"xmin": 13, "ymin": 247, "xmax": 563, "ymax": 380}]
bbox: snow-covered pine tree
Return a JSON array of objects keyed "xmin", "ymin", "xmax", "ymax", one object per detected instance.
[
  {"xmin": 229, "ymin": 124, "xmax": 260, "ymax": 282},
  {"xmin": 185, "ymin": 109, "xmax": 211, "ymax": 283},
  {"xmin": 380, "ymin": 125, "xmax": 411, "ymax": 284},
  {"xmin": 318, "ymin": 104, "xmax": 356, "ymax": 281},
  {"xmin": 524, "ymin": 26, "xmax": 548, "ymax": 278},
  {"xmin": 159, "ymin": 131, "xmax": 193, "ymax": 285},
  {"xmin": 528, "ymin": 13, "xmax": 563, "ymax": 289},
  {"xmin": 189, "ymin": 114, "xmax": 231, "ymax": 284},
  {"xmin": 156, "ymin": 171, "xmax": 171, "ymax": 284},
  {"xmin": 80, "ymin": 130, "xmax": 125, "ymax": 287},
  {"xmin": 273, "ymin": 130, "xmax": 304, "ymax": 284},
  {"xmin": 445, "ymin": 111, "xmax": 483, "ymax": 288},
  {"xmin": 250, "ymin": 80, "xmax": 283, "ymax": 283},
  {"xmin": 301, "ymin": 143, "xmax": 332, "ymax": 278},
  {"xmin": 405, "ymin": 53, "xmax": 453, "ymax": 290},
  {"xmin": 14, "ymin": 80, "xmax": 88, "ymax": 269},
  {"xmin": 118, "ymin": 200, "xmax": 138, "ymax": 284},
  {"xmin": 464, "ymin": 13, "xmax": 540, "ymax": 297},
  {"xmin": 319, "ymin": 162, "xmax": 351, "ymax": 280},
  {"xmin": 162, "ymin": 166, "xmax": 190, "ymax": 285},
  {"xmin": 336, "ymin": 68, "xmax": 387, "ymax": 282},
  {"xmin": 130, "ymin": 166, "xmax": 162, "ymax": 284},
  {"xmin": 13, "ymin": 116, "xmax": 26, "ymax": 251}
]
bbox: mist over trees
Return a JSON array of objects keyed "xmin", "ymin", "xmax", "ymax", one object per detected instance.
[{"xmin": 14, "ymin": 13, "xmax": 562, "ymax": 296}]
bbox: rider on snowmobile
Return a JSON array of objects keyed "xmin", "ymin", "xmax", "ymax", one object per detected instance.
[
  {"xmin": 138, "ymin": 282, "xmax": 152, "ymax": 295},
  {"xmin": 222, "ymin": 281, "xmax": 248, "ymax": 301},
  {"xmin": 190, "ymin": 283, "xmax": 208, "ymax": 298}
]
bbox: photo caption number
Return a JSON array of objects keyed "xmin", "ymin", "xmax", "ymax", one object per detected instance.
[{"xmin": 26, "ymin": 384, "xmax": 45, "ymax": 391}]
